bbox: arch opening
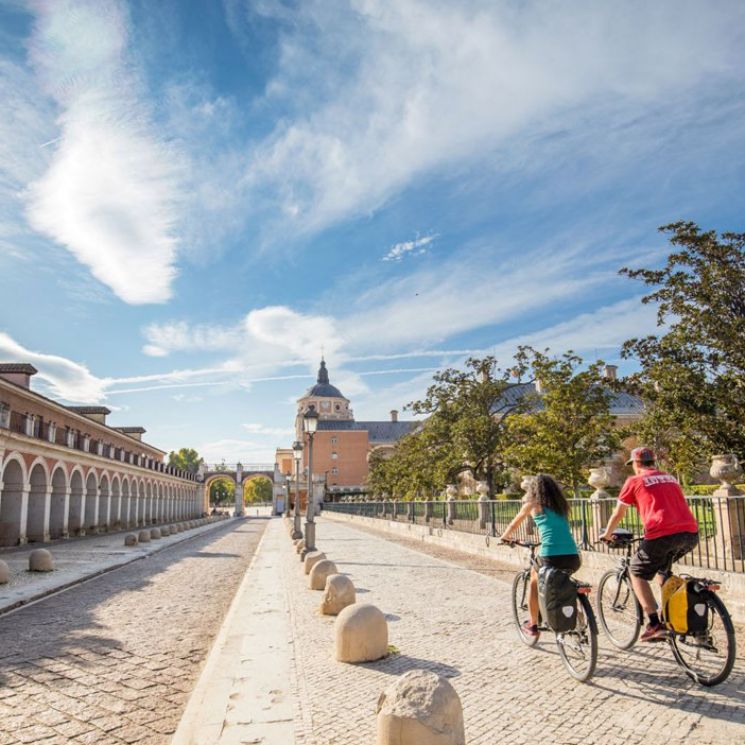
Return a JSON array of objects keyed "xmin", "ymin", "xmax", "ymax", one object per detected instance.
[
  {"xmin": 69, "ymin": 470, "xmax": 85, "ymax": 536},
  {"xmin": 27, "ymin": 463, "xmax": 49, "ymax": 543},
  {"xmin": 49, "ymin": 467, "xmax": 68, "ymax": 539},
  {"xmin": 84, "ymin": 472, "xmax": 98, "ymax": 532},
  {"xmin": 0, "ymin": 459, "xmax": 26, "ymax": 546}
]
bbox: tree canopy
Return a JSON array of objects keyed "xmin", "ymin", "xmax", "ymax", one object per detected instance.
[
  {"xmin": 244, "ymin": 476, "xmax": 273, "ymax": 504},
  {"xmin": 209, "ymin": 477, "xmax": 234, "ymax": 504},
  {"xmin": 620, "ymin": 222, "xmax": 745, "ymax": 477},
  {"xmin": 167, "ymin": 447, "xmax": 203, "ymax": 474}
]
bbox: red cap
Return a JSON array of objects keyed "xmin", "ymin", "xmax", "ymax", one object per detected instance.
[{"xmin": 626, "ymin": 447, "xmax": 655, "ymax": 466}]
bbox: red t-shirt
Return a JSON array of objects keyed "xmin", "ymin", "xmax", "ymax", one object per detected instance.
[{"xmin": 618, "ymin": 469, "xmax": 698, "ymax": 540}]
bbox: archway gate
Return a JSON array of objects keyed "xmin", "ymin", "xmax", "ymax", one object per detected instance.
[{"xmin": 198, "ymin": 463, "xmax": 283, "ymax": 515}]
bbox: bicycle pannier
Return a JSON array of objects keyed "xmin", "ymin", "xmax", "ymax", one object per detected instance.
[
  {"xmin": 538, "ymin": 565, "xmax": 577, "ymax": 632},
  {"xmin": 663, "ymin": 577, "xmax": 708, "ymax": 635}
]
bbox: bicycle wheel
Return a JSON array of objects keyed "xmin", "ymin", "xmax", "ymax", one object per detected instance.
[
  {"xmin": 669, "ymin": 590, "xmax": 736, "ymax": 687},
  {"xmin": 511, "ymin": 571, "xmax": 539, "ymax": 647},
  {"xmin": 556, "ymin": 594, "xmax": 598, "ymax": 682},
  {"xmin": 596, "ymin": 570, "xmax": 642, "ymax": 649}
]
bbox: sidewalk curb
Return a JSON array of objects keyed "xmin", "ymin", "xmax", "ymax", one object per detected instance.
[
  {"xmin": 171, "ymin": 521, "xmax": 274, "ymax": 745},
  {"xmin": 0, "ymin": 518, "xmax": 237, "ymax": 617}
]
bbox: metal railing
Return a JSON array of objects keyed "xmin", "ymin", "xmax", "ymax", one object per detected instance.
[{"xmin": 326, "ymin": 496, "xmax": 745, "ymax": 574}]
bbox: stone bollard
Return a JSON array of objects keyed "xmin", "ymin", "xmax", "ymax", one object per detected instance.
[
  {"xmin": 304, "ymin": 551, "xmax": 326, "ymax": 575},
  {"xmin": 160, "ymin": 526, "xmax": 170, "ymax": 536},
  {"xmin": 150, "ymin": 528, "xmax": 162, "ymax": 540},
  {"xmin": 309, "ymin": 559, "xmax": 338, "ymax": 590},
  {"xmin": 29, "ymin": 549, "xmax": 54, "ymax": 572},
  {"xmin": 335, "ymin": 603, "xmax": 388, "ymax": 662},
  {"xmin": 138, "ymin": 529, "xmax": 151, "ymax": 543},
  {"xmin": 0, "ymin": 559, "xmax": 9, "ymax": 584},
  {"xmin": 321, "ymin": 574, "xmax": 356, "ymax": 615},
  {"xmin": 124, "ymin": 534, "xmax": 138, "ymax": 546},
  {"xmin": 295, "ymin": 539, "xmax": 306, "ymax": 554},
  {"xmin": 376, "ymin": 670, "xmax": 465, "ymax": 745}
]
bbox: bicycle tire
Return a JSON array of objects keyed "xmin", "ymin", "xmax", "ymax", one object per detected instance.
[
  {"xmin": 669, "ymin": 590, "xmax": 736, "ymax": 687},
  {"xmin": 556, "ymin": 594, "xmax": 598, "ymax": 683},
  {"xmin": 596, "ymin": 570, "xmax": 642, "ymax": 650},
  {"xmin": 511, "ymin": 571, "xmax": 539, "ymax": 647},
  {"xmin": 555, "ymin": 593, "xmax": 598, "ymax": 682}
]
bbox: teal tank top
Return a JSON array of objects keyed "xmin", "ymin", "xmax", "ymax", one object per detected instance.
[{"xmin": 533, "ymin": 507, "xmax": 578, "ymax": 557}]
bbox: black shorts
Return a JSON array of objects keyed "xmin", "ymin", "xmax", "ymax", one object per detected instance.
[
  {"xmin": 538, "ymin": 554, "xmax": 581, "ymax": 573},
  {"xmin": 630, "ymin": 532, "xmax": 699, "ymax": 580}
]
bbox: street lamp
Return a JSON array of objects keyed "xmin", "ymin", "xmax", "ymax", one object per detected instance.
[
  {"xmin": 291, "ymin": 439, "xmax": 303, "ymax": 539},
  {"xmin": 303, "ymin": 405, "xmax": 319, "ymax": 551}
]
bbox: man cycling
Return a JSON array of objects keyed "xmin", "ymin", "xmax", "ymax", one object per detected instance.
[{"xmin": 600, "ymin": 447, "xmax": 699, "ymax": 642}]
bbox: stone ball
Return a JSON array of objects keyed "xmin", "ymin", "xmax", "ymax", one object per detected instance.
[
  {"xmin": 303, "ymin": 551, "xmax": 326, "ymax": 575},
  {"xmin": 335, "ymin": 604, "xmax": 388, "ymax": 663},
  {"xmin": 150, "ymin": 528, "xmax": 162, "ymax": 539},
  {"xmin": 0, "ymin": 559, "xmax": 9, "ymax": 584},
  {"xmin": 295, "ymin": 540, "xmax": 305, "ymax": 554},
  {"xmin": 320, "ymin": 574, "xmax": 356, "ymax": 616},
  {"xmin": 138, "ymin": 530, "xmax": 151, "ymax": 543},
  {"xmin": 124, "ymin": 534, "xmax": 138, "ymax": 547},
  {"xmin": 376, "ymin": 670, "xmax": 465, "ymax": 745},
  {"xmin": 160, "ymin": 526, "xmax": 170, "ymax": 536},
  {"xmin": 309, "ymin": 560, "xmax": 338, "ymax": 591},
  {"xmin": 29, "ymin": 549, "xmax": 54, "ymax": 572}
]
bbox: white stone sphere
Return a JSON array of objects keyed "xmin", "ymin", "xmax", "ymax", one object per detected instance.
[
  {"xmin": 29, "ymin": 549, "xmax": 54, "ymax": 572},
  {"xmin": 320, "ymin": 574, "xmax": 356, "ymax": 616},
  {"xmin": 124, "ymin": 534, "xmax": 138, "ymax": 547},
  {"xmin": 335, "ymin": 603, "xmax": 388, "ymax": 663},
  {"xmin": 138, "ymin": 530, "xmax": 151, "ymax": 543},
  {"xmin": 309, "ymin": 559, "xmax": 338, "ymax": 590}
]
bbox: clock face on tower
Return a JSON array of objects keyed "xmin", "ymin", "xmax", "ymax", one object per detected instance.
[{"xmin": 320, "ymin": 400, "xmax": 331, "ymax": 411}]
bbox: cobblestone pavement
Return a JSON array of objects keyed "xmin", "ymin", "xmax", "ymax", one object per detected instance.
[
  {"xmin": 285, "ymin": 518, "xmax": 745, "ymax": 745},
  {"xmin": 0, "ymin": 518, "xmax": 267, "ymax": 745}
]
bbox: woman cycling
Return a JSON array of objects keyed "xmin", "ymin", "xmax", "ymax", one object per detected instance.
[{"xmin": 500, "ymin": 474, "xmax": 580, "ymax": 638}]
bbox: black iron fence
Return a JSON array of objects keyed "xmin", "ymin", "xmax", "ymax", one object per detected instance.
[{"xmin": 325, "ymin": 496, "xmax": 745, "ymax": 574}]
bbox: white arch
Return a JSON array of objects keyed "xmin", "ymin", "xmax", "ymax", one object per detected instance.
[
  {"xmin": 1, "ymin": 451, "xmax": 28, "ymax": 485},
  {"xmin": 27, "ymin": 456, "xmax": 51, "ymax": 485},
  {"xmin": 49, "ymin": 462, "xmax": 69, "ymax": 539},
  {"xmin": 0, "ymin": 456, "xmax": 27, "ymax": 546},
  {"xmin": 27, "ymin": 459, "xmax": 50, "ymax": 543}
]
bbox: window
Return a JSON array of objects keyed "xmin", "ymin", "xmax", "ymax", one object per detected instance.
[
  {"xmin": 334, "ymin": 403, "xmax": 340, "ymax": 411},
  {"xmin": 321, "ymin": 400, "xmax": 331, "ymax": 411},
  {"xmin": 0, "ymin": 402, "xmax": 9, "ymax": 429},
  {"xmin": 331, "ymin": 436, "xmax": 337, "ymax": 445},
  {"xmin": 331, "ymin": 452, "xmax": 338, "ymax": 459},
  {"xmin": 331, "ymin": 467, "xmax": 338, "ymax": 475}
]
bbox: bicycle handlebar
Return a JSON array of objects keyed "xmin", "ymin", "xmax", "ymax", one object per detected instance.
[{"xmin": 501, "ymin": 538, "xmax": 541, "ymax": 549}]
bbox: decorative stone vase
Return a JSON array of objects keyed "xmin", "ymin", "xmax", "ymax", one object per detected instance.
[
  {"xmin": 710, "ymin": 454, "xmax": 743, "ymax": 496},
  {"xmin": 476, "ymin": 482, "xmax": 489, "ymax": 501},
  {"xmin": 445, "ymin": 485, "xmax": 458, "ymax": 500},
  {"xmin": 477, "ymin": 482, "xmax": 489, "ymax": 529},
  {"xmin": 588, "ymin": 467, "xmax": 610, "ymax": 501},
  {"xmin": 446, "ymin": 485, "xmax": 457, "ymax": 525}
]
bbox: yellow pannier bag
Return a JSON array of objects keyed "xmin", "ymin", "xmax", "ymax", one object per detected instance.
[{"xmin": 662, "ymin": 576, "xmax": 708, "ymax": 634}]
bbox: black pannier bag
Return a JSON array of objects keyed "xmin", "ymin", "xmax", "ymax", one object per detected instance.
[{"xmin": 538, "ymin": 565, "xmax": 577, "ymax": 632}]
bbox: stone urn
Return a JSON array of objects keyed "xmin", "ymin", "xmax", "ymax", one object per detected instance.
[
  {"xmin": 710, "ymin": 454, "xmax": 743, "ymax": 497},
  {"xmin": 446, "ymin": 485, "xmax": 457, "ymax": 525},
  {"xmin": 445, "ymin": 485, "xmax": 458, "ymax": 500},
  {"xmin": 476, "ymin": 482, "xmax": 489, "ymax": 501},
  {"xmin": 477, "ymin": 482, "xmax": 489, "ymax": 529},
  {"xmin": 588, "ymin": 467, "xmax": 610, "ymax": 501}
]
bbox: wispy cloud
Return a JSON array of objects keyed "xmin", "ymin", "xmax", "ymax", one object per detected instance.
[
  {"xmin": 0, "ymin": 331, "xmax": 108, "ymax": 403},
  {"xmin": 382, "ymin": 234, "xmax": 436, "ymax": 262},
  {"xmin": 24, "ymin": 0, "xmax": 186, "ymax": 304},
  {"xmin": 241, "ymin": 0, "xmax": 745, "ymax": 237}
]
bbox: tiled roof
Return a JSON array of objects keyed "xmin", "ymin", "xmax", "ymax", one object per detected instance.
[
  {"xmin": 489, "ymin": 382, "xmax": 644, "ymax": 416},
  {"xmin": 317, "ymin": 420, "xmax": 418, "ymax": 442},
  {"xmin": 0, "ymin": 363, "xmax": 38, "ymax": 374},
  {"xmin": 68, "ymin": 406, "xmax": 112, "ymax": 415},
  {"xmin": 115, "ymin": 426, "xmax": 147, "ymax": 434}
]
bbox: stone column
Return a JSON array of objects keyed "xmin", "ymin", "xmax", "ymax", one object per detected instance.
[
  {"xmin": 42, "ymin": 487, "xmax": 51, "ymax": 542},
  {"xmin": 18, "ymin": 484, "xmax": 30, "ymax": 545},
  {"xmin": 588, "ymin": 467, "xmax": 613, "ymax": 544},
  {"xmin": 61, "ymin": 488, "xmax": 70, "ymax": 539},
  {"xmin": 710, "ymin": 455, "xmax": 745, "ymax": 561},
  {"xmin": 235, "ymin": 464, "xmax": 244, "ymax": 517},
  {"xmin": 477, "ymin": 482, "xmax": 489, "ymax": 530},
  {"xmin": 446, "ymin": 485, "xmax": 457, "ymax": 525}
]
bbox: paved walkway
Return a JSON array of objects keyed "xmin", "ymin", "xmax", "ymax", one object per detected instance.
[
  {"xmin": 0, "ymin": 518, "xmax": 267, "ymax": 745},
  {"xmin": 0, "ymin": 516, "xmax": 232, "ymax": 614},
  {"xmin": 179, "ymin": 516, "xmax": 745, "ymax": 745}
]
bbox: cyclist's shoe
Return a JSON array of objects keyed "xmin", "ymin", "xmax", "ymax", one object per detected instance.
[
  {"xmin": 522, "ymin": 621, "xmax": 540, "ymax": 639},
  {"xmin": 640, "ymin": 622, "xmax": 669, "ymax": 642}
]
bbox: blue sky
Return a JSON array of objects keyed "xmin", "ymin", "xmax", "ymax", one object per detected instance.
[{"xmin": 1, "ymin": 0, "xmax": 745, "ymax": 464}]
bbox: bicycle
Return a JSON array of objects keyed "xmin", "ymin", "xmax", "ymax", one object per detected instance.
[
  {"xmin": 507, "ymin": 539, "xmax": 598, "ymax": 682},
  {"xmin": 596, "ymin": 529, "xmax": 737, "ymax": 687}
]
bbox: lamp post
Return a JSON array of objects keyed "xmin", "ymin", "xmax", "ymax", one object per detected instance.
[
  {"xmin": 303, "ymin": 406, "xmax": 319, "ymax": 551},
  {"xmin": 291, "ymin": 440, "xmax": 303, "ymax": 539}
]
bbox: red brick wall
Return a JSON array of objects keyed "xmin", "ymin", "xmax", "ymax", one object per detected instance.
[{"xmin": 304, "ymin": 430, "xmax": 369, "ymax": 487}]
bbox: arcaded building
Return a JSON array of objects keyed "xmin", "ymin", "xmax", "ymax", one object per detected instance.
[
  {"xmin": 285, "ymin": 360, "xmax": 417, "ymax": 498},
  {"xmin": 0, "ymin": 363, "xmax": 201, "ymax": 547}
]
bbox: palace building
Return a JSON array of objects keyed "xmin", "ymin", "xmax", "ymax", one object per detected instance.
[{"xmin": 276, "ymin": 360, "xmax": 417, "ymax": 501}]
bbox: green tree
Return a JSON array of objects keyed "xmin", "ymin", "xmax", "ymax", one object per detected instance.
[
  {"xmin": 620, "ymin": 222, "xmax": 745, "ymax": 476},
  {"xmin": 368, "ymin": 356, "xmax": 529, "ymax": 498},
  {"xmin": 244, "ymin": 476, "xmax": 273, "ymax": 504},
  {"xmin": 504, "ymin": 349, "xmax": 621, "ymax": 497},
  {"xmin": 168, "ymin": 447, "xmax": 203, "ymax": 474},
  {"xmin": 209, "ymin": 477, "xmax": 235, "ymax": 504}
]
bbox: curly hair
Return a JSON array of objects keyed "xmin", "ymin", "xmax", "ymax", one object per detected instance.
[{"xmin": 527, "ymin": 474, "xmax": 570, "ymax": 517}]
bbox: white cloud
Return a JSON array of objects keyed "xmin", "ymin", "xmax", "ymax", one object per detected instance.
[
  {"xmin": 383, "ymin": 234, "xmax": 436, "ymax": 262},
  {"xmin": 0, "ymin": 331, "xmax": 108, "ymax": 403},
  {"xmin": 24, "ymin": 0, "xmax": 185, "ymax": 304},
  {"xmin": 243, "ymin": 423, "xmax": 295, "ymax": 436},
  {"xmin": 243, "ymin": 0, "xmax": 745, "ymax": 236}
]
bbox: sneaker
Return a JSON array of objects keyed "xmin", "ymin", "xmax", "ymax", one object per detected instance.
[
  {"xmin": 640, "ymin": 622, "xmax": 668, "ymax": 642},
  {"xmin": 522, "ymin": 621, "xmax": 540, "ymax": 639}
]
